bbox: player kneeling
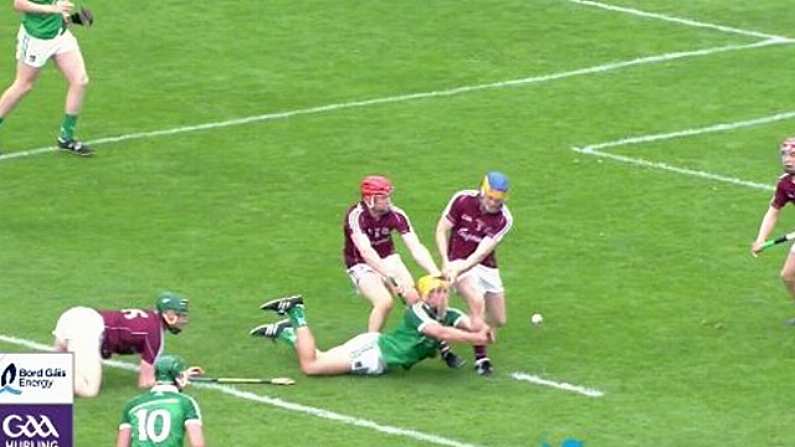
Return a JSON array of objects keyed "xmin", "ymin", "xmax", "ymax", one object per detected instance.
[
  {"xmin": 249, "ymin": 276, "xmax": 493, "ymax": 376},
  {"xmin": 116, "ymin": 354, "xmax": 205, "ymax": 447}
]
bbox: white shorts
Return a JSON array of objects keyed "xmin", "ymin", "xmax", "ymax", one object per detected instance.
[
  {"xmin": 52, "ymin": 307, "xmax": 104, "ymax": 395},
  {"xmin": 457, "ymin": 264, "xmax": 504, "ymax": 296},
  {"xmin": 342, "ymin": 332, "xmax": 385, "ymax": 375},
  {"xmin": 16, "ymin": 25, "xmax": 79, "ymax": 68},
  {"xmin": 346, "ymin": 253, "xmax": 414, "ymax": 293}
]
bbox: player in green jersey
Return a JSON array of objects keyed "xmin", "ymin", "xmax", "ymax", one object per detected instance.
[
  {"xmin": 250, "ymin": 275, "xmax": 493, "ymax": 376},
  {"xmin": 116, "ymin": 354, "xmax": 206, "ymax": 447},
  {"xmin": 0, "ymin": 0, "xmax": 93, "ymax": 155}
]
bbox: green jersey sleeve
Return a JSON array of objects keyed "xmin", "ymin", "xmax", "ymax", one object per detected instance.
[
  {"xmin": 182, "ymin": 394, "xmax": 202, "ymax": 424},
  {"xmin": 443, "ymin": 307, "xmax": 469, "ymax": 328},
  {"xmin": 119, "ymin": 398, "xmax": 135, "ymax": 429}
]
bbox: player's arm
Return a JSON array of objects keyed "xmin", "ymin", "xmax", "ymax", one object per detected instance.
[
  {"xmin": 351, "ymin": 231, "xmax": 393, "ymax": 279},
  {"xmin": 435, "ymin": 216, "xmax": 454, "ymax": 268},
  {"xmin": 400, "ymin": 231, "xmax": 441, "ymax": 276},
  {"xmin": 445, "ymin": 236, "xmax": 500, "ymax": 282},
  {"xmin": 186, "ymin": 423, "xmax": 205, "ymax": 447},
  {"xmin": 137, "ymin": 360, "xmax": 155, "ymax": 389},
  {"xmin": 752, "ymin": 205, "xmax": 782, "ymax": 255},
  {"xmin": 14, "ymin": 0, "xmax": 71, "ymax": 14},
  {"xmin": 421, "ymin": 321, "xmax": 491, "ymax": 346},
  {"xmin": 115, "ymin": 427, "xmax": 132, "ymax": 447}
]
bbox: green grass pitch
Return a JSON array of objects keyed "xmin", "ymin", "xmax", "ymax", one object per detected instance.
[{"xmin": 2, "ymin": 1, "xmax": 795, "ymax": 445}]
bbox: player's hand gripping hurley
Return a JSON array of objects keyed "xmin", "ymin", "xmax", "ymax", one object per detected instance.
[{"xmin": 754, "ymin": 231, "xmax": 795, "ymax": 256}]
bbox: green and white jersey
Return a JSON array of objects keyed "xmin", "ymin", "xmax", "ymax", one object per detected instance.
[
  {"xmin": 119, "ymin": 384, "xmax": 202, "ymax": 447},
  {"xmin": 22, "ymin": 0, "xmax": 64, "ymax": 40},
  {"xmin": 377, "ymin": 303, "xmax": 467, "ymax": 371}
]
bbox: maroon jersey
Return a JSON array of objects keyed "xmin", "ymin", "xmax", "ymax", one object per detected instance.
[
  {"xmin": 772, "ymin": 174, "xmax": 795, "ymax": 209},
  {"xmin": 99, "ymin": 309, "xmax": 164, "ymax": 364},
  {"xmin": 343, "ymin": 201, "xmax": 413, "ymax": 268},
  {"xmin": 442, "ymin": 190, "xmax": 513, "ymax": 268}
]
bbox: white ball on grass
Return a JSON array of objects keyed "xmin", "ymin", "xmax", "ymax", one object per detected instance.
[{"xmin": 531, "ymin": 313, "xmax": 544, "ymax": 326}]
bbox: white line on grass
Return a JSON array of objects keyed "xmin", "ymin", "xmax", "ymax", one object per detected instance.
[
  {"xmin": 510, "ymin": 372, "xmax": 604, "ymax": 398},
  {"xmin": 571, "ymin": 110, "xmax": 795, "ymax": 191},
  {"xmin": 0, "ymin": 334, "xmax": 483, "ymax": 447},
  {"xmin": 567, "ymin": 0, "xmax": 792, "ymax": 41},
  {"xmin": 581, "ymin": 111, "xmax": 795, "ymax": 152},
  {"xmin": 0, "ymin": 40, "xmax": 787, "ymax": 164},
  {"xmin": 572, "ymin": 146, "xmax": 774, "ymax": 191}
]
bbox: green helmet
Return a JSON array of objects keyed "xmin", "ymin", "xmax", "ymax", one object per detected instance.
[
  {"xmin": 155, "ymin": 292, "xmax": 189, "ymax": 315},
  {"xmin": 155, "ymin": 354, "xmax": 187, "ymax": 383}
]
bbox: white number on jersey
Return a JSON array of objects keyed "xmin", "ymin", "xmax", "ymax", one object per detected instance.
[
  {"xmin": 134, "ymin": 408, "xmax": 172, "ymax": 443},
  {"xmin": 121, "ymin": 309, "xmax": 149, "ymax": 320}
]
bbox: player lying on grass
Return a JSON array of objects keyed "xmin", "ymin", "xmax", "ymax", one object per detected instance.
[
  {"xmin": 116, "ymin": 354, "xmax": 205, "ymax": 447},
  {"xmin": 249, "ymin": 275, "xmax": 493, "ymax": 376},
  {"xmin": 52, "ymin": 292, "xmax": 192, "ymax": 397}
]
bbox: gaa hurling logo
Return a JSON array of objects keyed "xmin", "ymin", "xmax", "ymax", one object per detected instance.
[
  {"xmin": 0, "ymin": 364, "xmax": 21, "ymax": 395},
  {"xmin": 2, "ymin": 415, "xmax": 59, "ymax": 439}
]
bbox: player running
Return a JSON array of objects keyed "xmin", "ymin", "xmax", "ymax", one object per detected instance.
[
  {"xmin": 435, "ymin": 171, "xmax": 513, "ymax": 376},
  {"xmin": 116, "ymin": 354, "xmax": 205, "ymax": 447},
  {"xmin": 0, "ymin": 0, "xmax": 93, "ymax": 155},
  {"xmin": 249, "ymin": 275, "xmax": 493, "ymax": 376},
  {"xmin": 752, "ymin": 137, "xmax": 795, "ymax": 323},
  {"xmin": 52, "ymin": 292, "xmax": 191, "ymax": 397}
]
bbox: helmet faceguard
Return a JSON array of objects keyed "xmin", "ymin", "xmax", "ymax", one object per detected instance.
[{"xmin": 360, "ymin": 176, "xmax": 394, "ymax": 211}]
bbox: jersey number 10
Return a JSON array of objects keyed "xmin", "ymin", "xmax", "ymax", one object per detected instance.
[{"xmin": 134, "ymin": 408, "xmax": 172, "ymax": 443}]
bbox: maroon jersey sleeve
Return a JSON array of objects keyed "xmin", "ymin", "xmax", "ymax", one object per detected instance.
[
  {"xmin": 389, "ymin": 206, "xmax": 413, "ymax": 234},
  {"xmin": 772, "ymin": 176, "xmax": 794, "ymax": 209},
  {"xmin": 443, "ymin": 191, "xmax": 473, "ymax": 225}
]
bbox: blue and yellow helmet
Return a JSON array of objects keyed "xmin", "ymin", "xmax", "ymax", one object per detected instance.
[{"xmin": 480, "ymin": 171, "xmax": 510, "ymax": 200}]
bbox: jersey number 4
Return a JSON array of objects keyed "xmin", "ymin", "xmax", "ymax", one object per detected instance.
[{"xmin": 134, "ymin": 408, "xmax": 172, "ymax": 442}]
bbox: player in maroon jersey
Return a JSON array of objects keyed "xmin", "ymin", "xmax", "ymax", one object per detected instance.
[
  {"xmin": 52, "ymin": 292, "xmax": 198, "ymax": 397},
  {"xmin": 752, "ymin": 137, "xmax": 795, "ymax": 323},
  {"xmin": 343, "ymin": 175, "xmax": 463, "ymax": 368},
  {"xmin": 436, "ymin": 171, "xmax": 513, "ymax": 375}
]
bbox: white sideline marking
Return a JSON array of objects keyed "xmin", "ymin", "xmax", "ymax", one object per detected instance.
[
  {"xmin": 572, "ymin": 147, "xmax": 774, "ymax": 191},
  {"xmin": 510, "ymin": 372, "xmax": 604, "ymax": 398},
  {"xmin": 568, "ymin": 0, "xmax": 792, "ymax": 41},
  {"xmin": 0, "ymin": 39, "xmax": 787, "ymax": 164},
  {"xmin": 0, "ymin": 334, "xmax": 483, "ymax": 447},
  {"xmin": 582, "ymin": 111, "xmax": 795, "ymax": 152},
  {"xmin": 572, "ymin": 110, "xmax": 795, "ymax": 191}
]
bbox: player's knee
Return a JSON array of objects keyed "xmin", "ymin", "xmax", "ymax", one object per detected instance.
[
  {"xmin": 493, "ymin": 315, "xmax": 507, "ymax": 327},
  {"xmin": 299, "ymin": 362, "xmax": 322, "ymax": 376},
  {"xmin": 374, "ymin": 298, "xmax": 393, "ymax": 313},
  {"xmin": 71, "ymin": 74, "xmax": 89, "ymax": 89}
]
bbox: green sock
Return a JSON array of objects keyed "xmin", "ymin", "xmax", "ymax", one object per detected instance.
[
  {"xmin": 59, "ymin": 114, "xmax": 78, "ymax": 140},
  {"xmin": 278, "ymin": 327, "xmax": 297, "ymax": 347},
  {"xmin": 287, "ymin": 306, "xmax": 307, "ymax": 328}
]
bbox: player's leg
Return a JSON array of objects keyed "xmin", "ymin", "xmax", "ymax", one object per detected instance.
[
  {"xmin": 52, "ymin": 307, "xmax": 104, "ymax": 397},
  {"xmin": 0, "ymin": 61, "xmax": 42, "ymax": 124},
  {"xmin": 383, "ymin": 254, "xmax": 419, "ymax": 304},
  {"xmin": 484, "ymin": 292, "xmax": 507, "ymax": 328},
  {"xmin": 52, "ymin": 33, "xmax": 92, "ymax": 156},
  {"xmin": 780, "ymin": 250, "xmax": 795, "ymax": 323},
  {"xmin": 456, "ymin": 271, "xmax": 492, "ymax": 375},
  {"xmin": 356, "ymin": 270, "xmax": 395, "ymax": 332}
]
